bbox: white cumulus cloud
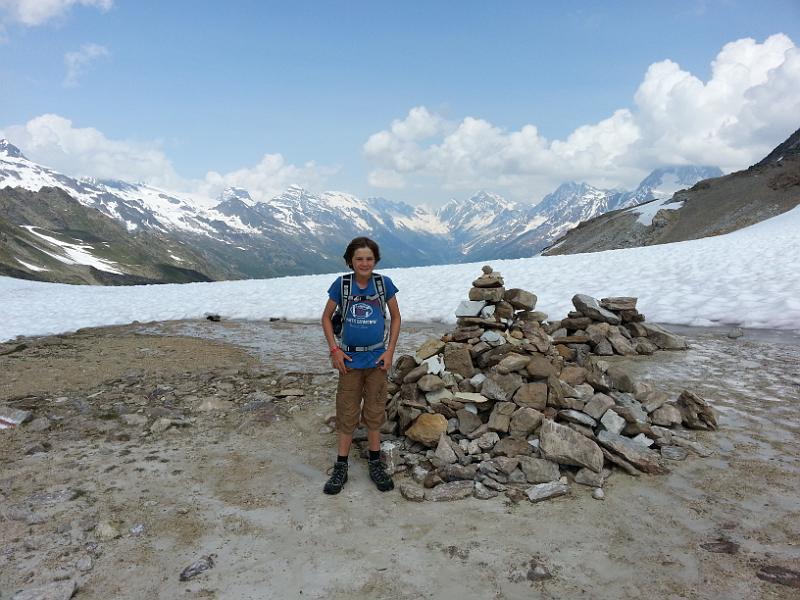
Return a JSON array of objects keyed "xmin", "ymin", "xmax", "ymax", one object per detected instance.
[
  {"xmin": 364, "ymin": 34, "xmax": 800, "ymax": 202},
  {"xmin": 1, "ymin": 113, "xmax": 338, "ymax": 206},
  {"xmin": 1, "ymin": 113, "xmax": 184, "ymax": 188},
  {"xmin": 63, "ymin": 42, "xmax": 109, "ymax": 87},
  {"xmin": 0, "ymin": 0, "xmax": 112, "ymax": 26},
  {"xmin": 199, "ymin": 155, "xmax": 338, "ymax": 204}
]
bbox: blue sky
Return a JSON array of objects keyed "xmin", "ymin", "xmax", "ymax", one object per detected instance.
[{"xmin": 2, "ymin": 1, "xmax": 799, "ymax": 207}]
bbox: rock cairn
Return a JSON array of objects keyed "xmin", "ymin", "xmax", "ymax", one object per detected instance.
[{"xmin": 382, "ymin": 265, "xmax": 718, "ymax": 503}]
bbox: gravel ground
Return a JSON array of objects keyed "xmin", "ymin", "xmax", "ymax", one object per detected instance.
[{"xmin": 1, "ymin": 320, "xmax": 798, "ymax": 600}]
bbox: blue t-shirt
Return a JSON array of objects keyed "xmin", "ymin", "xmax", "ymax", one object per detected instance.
[{"xmin": 328, "ymin": 273, "xmax": 398, "ymax": 370}]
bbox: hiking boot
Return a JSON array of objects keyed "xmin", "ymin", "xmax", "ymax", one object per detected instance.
[
  {"xmin": 368, "ymin": 459, "xmax": 394, "ymax": 492},
  {"xmin": 323, "ymin": 461, "xmax": 348, "ymax": 495}
]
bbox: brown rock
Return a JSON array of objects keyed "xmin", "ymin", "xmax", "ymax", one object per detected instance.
[
  {"xmin": 406, "ymin": 413, "xmax": 448, "ymax": 447},
  {"xmin": 492, "ymin": 437, "xmax": 534, "ymax": 457},
  {"xmin": 560, "ymin": 366, "xmax": 587, "ymax": 386},
  {"xmin": 513, "ymin": 382, "xmax": 548, "ymax": 410},
  {"xmin": 525, "ymin": 356, "xmax": 557, "ymax": 379},
  {"xmin": 600, "ymin": 297, "xmax": 637, "ymax": 311},
  {"xmin": 561, "ymin": 317, "xmax": 592, "ymax": 331},
  {"xmin": 508, "ymin": 407, "xmax": 544, "ymax": 439},
  {"xmin": 456, "ymin": 409, "xmax": 482, "ymax": 435},
  {"xmin": 676, "ymin": 390, "xmax": 718, "ymax": 430},
  {"xmin": 488, "ymin": 402, "xmax": 517, "ymax": 433},
  {"xmin": 443, "ymin": 344, "xmax": 475, "ymax": 379},
  {"xmin": 494, "ymin": 301, "xmax": 515, "ymax": 320},
  {"xmin": 415, "ymin": 338, "xmax": 446, "ymax": 362},
  {"xmin": 503, "ymin": 288, "xmax": 537, "ymax": 311},
  {"xmin": 496, "ymin": 354, "xmax": 531, "ymax": 373},
  {"xmin": 469, "ymin": 287, "xmax": 505, "ymax": 302}
]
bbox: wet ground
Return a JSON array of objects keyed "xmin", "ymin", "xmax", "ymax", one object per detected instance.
[{"xmin": 1, "ymin": 319, "xmax": 799, "ymax": 599}]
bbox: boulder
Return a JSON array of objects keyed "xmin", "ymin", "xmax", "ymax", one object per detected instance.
[
  {"xmin": 503, "ymin": 288, "xmax": 537, "ymax": 311},
  {"xmin": 513, "ymin": 382, "xmax": 548, "ymax": 410},
  {"xmin": 676, "ymin": 390, "xmax": 718, "ymax": 430},
  {"xmin": 596, "ymin": 430, "xmax": 668, "ymax": 474},
  {"xmin": 583, "ymin": 393, "xmax": 614, "ymax": 420},
  {"xmin": 455, "ymin": 300, "xmax": 487, "ymax": 317},
  {"xmin": 406, "ymin": 413, "xmax": 448, "ymax": 447},
  {"xmin": 469, "ymin": 287, "xmax": 505, "ymax": 302},
  {"xmin": 425, "ymin": 480, "xmax": 474, "ymax": 501},
  {"xmin": 517, "ymin": 456, "xmax": 561, "ymax": 483},
  {"xmin": 488, "ymin": 402, "xmax": 517, "ymax": 433},
  {"xmin": 640, "ymin": 323, "xmax": 687, "ymax": 350},
  {"xmin": 508, "ymin": 407, "xmax": 543, "ymax": 439},
  {"xmin": 417, "ymin": 374, "xmax": 445, "ymax": 393},
  {"xmin": 496, "ymin": 354, "xmax": 531, "ymax": 374},
  {"xmin": 444, "ymin": 345, "xmax": 475, "ymax": 379},
  {"xmin": 600, "ymin": 297, "xmax": 637, "ymax": 311},
  {"xmin": 526, "ymin": 482, "xmax": 570, "ymax": 503},
  {"xmin": 481, "ymin": 372, "xmax": 524, "ymax": 402},
  {"xmin": 650, "ymin": 404, "xmax": 682, "ymax": 427},
  {"xmin": 456, "ymin": 409, "xmax": 482, "ymax": 435},
  {"xmin": 415, "ymin": 338, "xmax": 445, "ymax": 362},
  {"xmin": 572, "ymin": 294, "xmax": 621, "ymax": 325},
  {"xmin": 525, "ymin": 356, "xmax": 557, "ymax": 379},
  {"xmin": 491, "ymin": 437, "xmax": 533, "ymax": 457},
  {"xmin": 539, "ymin": 419, "xmax": 604, "ymax": 472}
]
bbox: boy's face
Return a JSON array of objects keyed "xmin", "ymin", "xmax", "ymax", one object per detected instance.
[{"xmin": 351, "ymin": 247, "xmax": 376, "ymax": 278}]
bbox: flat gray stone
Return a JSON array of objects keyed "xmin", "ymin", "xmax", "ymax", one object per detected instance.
[
  {"xmin": 424, "ymin": 480, "xmax": 474, "ymax": 502},
  {"xmin": 525, "ymin": 481, "xmax": 570, "ymax": 503},
  {"xmin": 596, "ymin": 430, "xmax": 667, "ymax": 474},
  {"xmin": 572, "ymin": 294, "xmax": 621, "ymax": 325},
  {"xmin": 539, "ymin": 419, "xmax": 603, "ymax": 472},
  {"xmin": 600, "ymin": 409, "xmax": 626, "ymax": 435},
  {"xmin": 455, "ymin": 300, "xmax": 486, "ymax": 317},
  {"xmin": 558, "ymin": 409, "xmax": 597, "ymax": 428},
  {"xmin": 518, "ymin": 456, "xmax": 561, "ymax": 483},
  {"xmin": 583, "ymin": 393, "xmax": 614, "ymax": 420},
  {"xmin": 641, "ymin": 323, "xmax": 688, "ymax": 350},
  {"xmin": 660, "ymin": 446, "xmax": 688, "ymax": 461}
]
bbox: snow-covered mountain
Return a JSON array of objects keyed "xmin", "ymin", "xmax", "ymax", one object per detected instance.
[
  {"xmin": 609, "ymin": 166, "xmax": 724, "ymax": 210},
  {"xmin": 0, "ymin": 138, "xmax": 727, "ymax": 282},
  {"xmin": 544, "ymin": 128, "xmax": 800, "ymax": 256}
]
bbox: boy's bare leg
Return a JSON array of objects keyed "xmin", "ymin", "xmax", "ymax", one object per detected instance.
[
  {"xmin": 337, "ymin": 432, "xmax": 353, "ymax": 456},
  {"xmin": 367, "ymin": 429, "xmax": 381, "ymax": 453}
]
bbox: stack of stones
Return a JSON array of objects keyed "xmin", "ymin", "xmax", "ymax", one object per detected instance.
[
  {"xmin": 545, "ymin": 294, "xmax": 688, "ymax": 360},
  {"xmin": 381, "ymin": 266, "xmax": 718, "ymax": 504}
]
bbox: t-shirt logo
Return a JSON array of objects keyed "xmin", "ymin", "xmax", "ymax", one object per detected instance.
[{"xmin": 350, "ymin": 302, "xmax": 373, "ymax": 318}]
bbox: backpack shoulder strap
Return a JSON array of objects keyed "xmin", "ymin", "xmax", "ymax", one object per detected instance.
[
  {"xmin": 372, "ymin": 273, "xmax": 387, "ymax": 316},
  {"xmin": 340, "ymin": 273, "xmax": 353, "ymax": 315}
]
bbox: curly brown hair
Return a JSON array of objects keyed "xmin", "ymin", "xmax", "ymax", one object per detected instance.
[{"xmin": 343, "ymin": 237, "xmax": 381, "ymax": 269}]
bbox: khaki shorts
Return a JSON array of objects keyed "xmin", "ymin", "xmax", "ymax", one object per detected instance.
[{"xmin": 335, "ymin": 367, "xmax": 388, "ymax": 434}]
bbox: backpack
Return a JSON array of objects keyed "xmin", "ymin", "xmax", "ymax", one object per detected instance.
[{"xmin": 332, "ymin": 272, "xmax": 388, "ymax": 352}]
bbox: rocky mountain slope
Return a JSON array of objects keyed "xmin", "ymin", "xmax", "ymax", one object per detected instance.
[
  {"xmin": 0, "ymin": 138, "xmax": 723, "ymax": 283},
  {"xmin": 543, "ymin": 128, "xmax": 800, "ymax": 256}
]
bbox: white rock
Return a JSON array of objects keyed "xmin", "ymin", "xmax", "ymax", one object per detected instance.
[
  {"xmin": 423, "ymin": 356, "xmax": 445, "ymax": 375},
  {"xmin": 455, "ymin": 300, "xmax": 486, "ymax": 317}
]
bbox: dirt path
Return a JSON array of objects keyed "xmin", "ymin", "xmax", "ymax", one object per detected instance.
[{"xmin": 1, "ymin": 321, "xmax": 799, "ymax": 599}]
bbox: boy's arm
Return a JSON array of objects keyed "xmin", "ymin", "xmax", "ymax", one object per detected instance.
[
  {"xmin": 377, "ymin": 296, "xmax": 401, "ymax": 371},
  {"xmin": 322, "ymin": 298, "xmax": 351, "ymax": 374}
]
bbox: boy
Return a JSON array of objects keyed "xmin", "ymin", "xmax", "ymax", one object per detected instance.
[{"xmin": 321, "ymin": 237, "xmax": 401, "ymax": 494}]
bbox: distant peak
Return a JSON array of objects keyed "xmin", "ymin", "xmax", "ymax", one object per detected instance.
[
  {"xmin": 219, "ymin": 187, "xmax": 254, "ymax": 205},
  {"xmin": 0, "ymin": 139, "xmax": 25, "ymax": 159}
]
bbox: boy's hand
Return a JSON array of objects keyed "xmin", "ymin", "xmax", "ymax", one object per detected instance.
[
  {"xmin": 376, "ymin": 350, "xmax": 394, "ymax": 371},
  {"xmin": 331, "ymin": 349, "xmax": 351, "ymax": 374}
]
